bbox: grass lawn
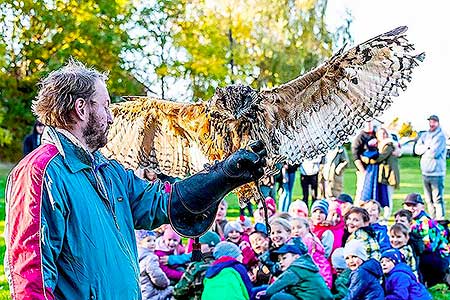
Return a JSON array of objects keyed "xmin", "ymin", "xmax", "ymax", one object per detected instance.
[{"xmin": 0, "ymin": 156, "xmax": 449, "ymax": 299}]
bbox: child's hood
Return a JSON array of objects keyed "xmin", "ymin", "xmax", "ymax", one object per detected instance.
[
  {"xmin": 205, "ymin": 257, "xmax": 240, "ymax": 278},
  {"xmin": 360, "ymin": 258, "xmax": 383, "ymax": 278},
  {"xmin": 291, "ymin": 254, "xmax": 319, "ymax": 272},
  {"xmin": 137, "ymin": 246, "xmax": 154, "ymax": 261},
  {"xmin": 387, "ymin": 262, "xmax": 416, "ymax": 281}
]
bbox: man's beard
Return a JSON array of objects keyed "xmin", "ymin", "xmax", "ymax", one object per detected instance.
[{"xmin": 83, "ymin": 111, "xmax": 108, "ymax": 152}]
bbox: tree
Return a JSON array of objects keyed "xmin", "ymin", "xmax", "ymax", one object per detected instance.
[
  {"xmin": 168, "ymin": 0, "xmax": 349, "ymax": 100},
  {"xmin": 0, "ymin": 0, "xmax": 146, "ymax": 161},
  {"xmin": 122, "ymin": 0, "xmax": 186, "ymax": 100}
]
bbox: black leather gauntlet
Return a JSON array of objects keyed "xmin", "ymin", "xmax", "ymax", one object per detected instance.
[{"xmin": 168, "ymin": 141, "xmax": 266, "ymax": 237}]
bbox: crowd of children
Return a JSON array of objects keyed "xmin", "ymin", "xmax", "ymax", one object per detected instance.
[{"xmin": 135, "ymin": 192, "xmax": 449, "ymax": 300}]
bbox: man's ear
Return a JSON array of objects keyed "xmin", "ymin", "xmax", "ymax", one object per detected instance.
[{"xmin": 74, "ymin": 98, "xmax": 89, "ymax": 121}]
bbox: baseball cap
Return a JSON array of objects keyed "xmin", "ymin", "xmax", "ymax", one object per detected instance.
[
  {"xmin": 336, "ymin": 193, "xmax": 353, "ymax": 204},
  {"xmin": 403, "ymin": 193, "xmax": 424, "ymax": 205},
  {"xmin": 273, "ymin": 244, "xmax": 305, "ymax": 256},
  {"xmin": 427, "ymin": 115, "xmax": 439, "ymax": 122},
  {"xmin": 273, "ymin": 237, "xmax": 308, "ymax": 256}
]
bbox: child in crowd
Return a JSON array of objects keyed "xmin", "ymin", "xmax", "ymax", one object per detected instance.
[
  {"xmin": 135, "ymin": 230, "xmax": 173, "ymax": 300},
  {"xmin": 288, "ymin": 199, "xmax": 309, "ymax": 218},
  {"xmin": 254, "ymin": 197, "xmax": 277, "ymax": 223},
  {"xmin": 259, "ymin": 218, "xmax": 292, "ymax": 277},
  {"xmin": 248, "ymin": 227, "xmax": 273, "ymax": 286},
  {"xmin": 343, "ymin": 239, "xmax": 384, "ymax": 300},
  {"xmin": 212, "ymin": 199, "xmax": 229, "ymax": 239},
  {"xmin": 311, "ymin": 199, "xmax": 335, "ymax": 257},
  {"xmin": 291, "ymin": 217, "xmax": 333, "ymax": 288},
  {"xmin": 269, "ymin": 217, "xmax": 292, "ymax": 249},
  {"xmin": 402, "ymin": 193, "xmax": 450, "ymax": 287},
  {"xmin": 173, "ymin": 231, "xmax": 220, "ymax": 300},
  {"xmin": 345, "ymin": 207, "xmax": 381, "ymax": 260},
  {"xmin": 331, "ymin": 248, "xmax": 351, "ymax": 300},
  {"xmin": 238, "ymin": 215, "xmax": 254, "ymax": 236},
  {"xmin": 361, "ymin": 200, "xmax": 391, "ymax": 252},
  {"xmin": 250, "ymin": 227, "xmax": 270, "ymax": 256},
  {"xmin": 224, "ymin": 221, "xmax": 257, "ymax": 266},
  {"xmin": 265, "ymin": 240, "xmax": 333, "ymax": 300},
  {"xmin": 335, "ymin": 193, "xmax": 353, "ymax": 217},
  {"xmin": 326, "ymin": 194, "xmax": 351, "ymax": 252},
  {"xmin": 202, "ymin": 242, "xmax": 253, "ymax": 300},
  {"xmin": 394, "ymin": 209, "xmax": 413, "ymax": 227},
  {"xmin": 155, "ymin": 227, "xmax": 185, "ymax": 283},
  {"xmin": 389, "ymin": 223, "xmax": 419, "ymax": 280},
  {"xmin": 394, "ymin": 209, "xmax": 425, "ymax": 260},
  {"xmin": 380, "ymin": 249, "xmax": 431, "ymax": 300}
]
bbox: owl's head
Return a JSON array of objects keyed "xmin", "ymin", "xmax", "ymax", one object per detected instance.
[{"xmin": 207, "ymin": 84, "xmax": 259, "ymax": 121}]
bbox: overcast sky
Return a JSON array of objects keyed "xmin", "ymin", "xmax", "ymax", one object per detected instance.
[{"xmin": 326, "ymin": 0, "xmax": 450, "ymax": 134}]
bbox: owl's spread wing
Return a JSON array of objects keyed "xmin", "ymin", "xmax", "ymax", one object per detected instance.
[
  {"xmin": 102, "ymin": 97, "xmax": 209, "ymax": 177},
  {"xmin": 256, "ymin": 26, "xmax": 424, "ymax": 163}
]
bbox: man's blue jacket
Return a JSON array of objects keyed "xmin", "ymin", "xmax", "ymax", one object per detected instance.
[{"xmin": 5, "ymin": 128, "xmax": 170, "ymax": 300}]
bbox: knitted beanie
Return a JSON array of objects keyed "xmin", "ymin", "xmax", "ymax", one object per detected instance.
[
  {"xmin": 213, "ymin": 241, "xmax": 242, "ymax": 259},
  {"xmin": 238, "ymin": 215, "xmax": 252, "ymax": 228},
  {"xmin": 381, "ymin": 248, "xmax": 404, "ymax": 265},
  {"xmin": 199, "ymin": 231, "xmax": 221, "ymax": 247},
  {"xmin": 224, "ymin": 221, "xmax": 244, "ymax": 237},
  {"xmin": 259, "ymin": 197, "xmax": 277, "ymax": 215},
  {"xmin": 311, "ymin": 199, "xmax": 329, "ymax": 215},
  {"xmin": 343, "ymin": 239, "xmax": 368, "ymax": 261},
  {"xmin": 288, "ymin": 200, "xmax": 309, "ymax": 217},
  {"xmin": 163, "ymin": 226, "xmax": 181, "ymax": 242},
  {"xmin": 135, "ymin": 229, "xmax": 155, "ymax": 242},
  {"xmin": 331, "ymin": 247, "xmax": 348, "ymax": 270}
]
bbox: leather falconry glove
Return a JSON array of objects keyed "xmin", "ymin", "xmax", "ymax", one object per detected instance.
[{"xmin": 169, "ymin": 140, "xmax": 267, "ymax": 237}]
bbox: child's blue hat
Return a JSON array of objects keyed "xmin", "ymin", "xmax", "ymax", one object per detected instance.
[
  {"xmin": 311, "ymin": 199, "xmax": 329, "ymax": 215},
  {"xmin": 381, "ymin": 248, "xmax": 404, "ymax": 265}
]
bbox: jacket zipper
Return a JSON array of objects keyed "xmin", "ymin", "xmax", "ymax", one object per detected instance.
[{"xmin": 91, "ymin": 169, "xmax": 120, "ymax": 230}]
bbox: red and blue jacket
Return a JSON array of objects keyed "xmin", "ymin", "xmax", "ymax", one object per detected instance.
[{"xmin": 5, "ymin": 128, "xmax": 171, "ymax": 300}]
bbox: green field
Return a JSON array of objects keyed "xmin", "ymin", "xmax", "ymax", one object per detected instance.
[{"xmin": 0, "ymin": 156, "xmax": 449, "ymax": 299}]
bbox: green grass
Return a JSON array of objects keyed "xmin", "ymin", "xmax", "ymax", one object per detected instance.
[{"xmin": 0, "ymin": 157, "xmax": 449, "ymax": 299}]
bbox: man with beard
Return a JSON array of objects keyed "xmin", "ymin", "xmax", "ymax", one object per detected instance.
[
  {"xmin": 415, "ymin": 115, "xmax": 447, "ymax": 220},
  {"xmin": 4, "ymin": 60, "xmax": 266, "ymax": 300}
]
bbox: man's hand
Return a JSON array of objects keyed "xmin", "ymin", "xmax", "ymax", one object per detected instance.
[{"xmin": 222, "ymin": 140, "xmax": 267, "ymax": 182}]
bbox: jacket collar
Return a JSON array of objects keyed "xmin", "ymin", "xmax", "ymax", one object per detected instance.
[{"xmin": 42, "ymin": 126, "xmax": 109, "ymax": 173}]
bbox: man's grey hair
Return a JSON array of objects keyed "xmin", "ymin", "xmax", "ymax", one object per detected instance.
[{"xmin": 32, "ymin": 59, "xmax": 108, "ymax": 129}]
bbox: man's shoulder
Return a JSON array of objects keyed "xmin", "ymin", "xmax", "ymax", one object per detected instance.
[{"xmin": 12, "ymin": 144, "xmax": 60, "ymax": 177}]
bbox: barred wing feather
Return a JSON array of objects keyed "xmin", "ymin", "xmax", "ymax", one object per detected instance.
[
  {"xmin": 102, "ymin": 97, "xmax": 209, "ymax": 177},
  {"xmin": 258, "ymin": 26, "xmax": 424, "ymax": 163}
]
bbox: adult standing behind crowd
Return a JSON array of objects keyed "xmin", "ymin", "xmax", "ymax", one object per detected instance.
[
  {"xmin": 414, "ymin": 115, "xmax": 447, "ymax": 220},
  {"xmin": 361, "ymin": 128, "xmax": 400, "ymax": 220},
  {"xmin": 299, "ymin": 157, "xmax": 321, "ymax": 207},
  {"xmin": 22, "ymin": 120, "xmax": 45, "ymax": 156},
  {"xmin": 4, "ymin": 60, "xmax": 266, "ymax": 300},
  {"xmin": 352, "ymin": 120, "xmax": 376, "ymax": 204},
  {"xmin": 318, "ymin": 146, "xmax": 349, "ymax": 199}
]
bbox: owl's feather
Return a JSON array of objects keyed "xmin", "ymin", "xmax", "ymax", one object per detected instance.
[{"xmin": 103, "ymin": 26, "xmax": 424, "ymax": 204}]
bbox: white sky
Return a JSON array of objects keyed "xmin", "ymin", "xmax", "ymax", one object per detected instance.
[{"xmin": 326, "ymin": 0, "xmax": 450, "ymax": 135}]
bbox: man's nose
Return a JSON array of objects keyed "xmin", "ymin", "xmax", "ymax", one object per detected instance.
[{"xmin": 107, "ymin": 109, "xmax": 114, "ymax": 124}]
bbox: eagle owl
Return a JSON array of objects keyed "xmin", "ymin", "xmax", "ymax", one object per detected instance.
[{"xmin": 102, "ymin": 26, "xmax": 424, "ymax": 205}]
